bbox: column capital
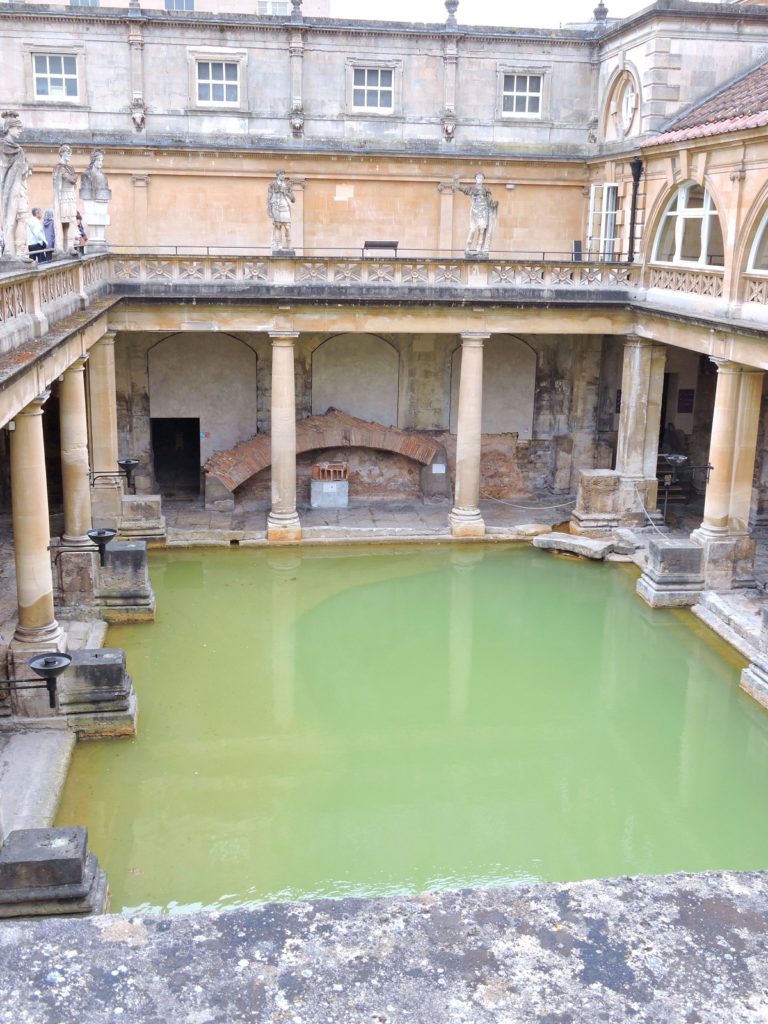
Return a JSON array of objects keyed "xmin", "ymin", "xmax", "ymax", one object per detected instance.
[
  {"xmin": 95, "ymin": 330, "xmax": 117, "ymax": 348},
  {"xmin": 459, "ymin": 332, "xmax": 490, "ymax": 347},
  {"xmin": 269, "ymin": 332, "xmax": 300, "ymax": 345},
  {"xmin": 65, "ymin": 355, "xmax": 89, "ymax": 373},
  {"xmin": 19, "ymin": 391, "xmax": 51, "ymax": 417},
  {"xmin": 624, "ymin": 334, "xmax": 653, "ymax": 349},
  {"xmin": 710, "ymin": 357, "xmax": 746, "ymax": 374}
]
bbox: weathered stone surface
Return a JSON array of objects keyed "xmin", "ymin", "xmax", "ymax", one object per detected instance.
[
  {"xmin": 118, "ymin": 494, "xmax": 166, "ymax": 542},
  {"xmin": 95, "ymin": 541, "xmax": 155, "ymax": 622},
  {"xmin": 636, "ymin": 538, "xmax": 704, "ymax": 608},
  {"xmin": 0, "ymin": 827, "xmax": 87, "ymax": 891},
  {"xmin": 57, "ymin": 648, "xmax": 134, "ymax": 720},
  {"xmin": 533, "ymin": 532, "xmax": 614, "ymax": 559},
  {"xmin": 0, "ymin": 873, "xmax": 767, "ymax": 1021}
]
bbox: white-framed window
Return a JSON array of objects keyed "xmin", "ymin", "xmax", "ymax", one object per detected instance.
[
  {"xmin": 502, "ymin": 73, "xmax": 542, "ymax": 117},
  {"xmin": 33, "ymin": 54, "xmax": 79, "ymax": 101},
  {"xmin": 587, "ymin": 183, "xmax": 619, "ymax": 260},
  {"xmin": 166, "ymin": 0, "xmax": 194, "ymax": 9},
  {"xmin": 196, "ymin": 60, "xmax": 239, "ymax": 105},
  {"xmin": 256, "ymin": 1, "xmax": 289, "ymax": 12},
  {"xmin": 352, "ymin": 67, "xmax": 393, "ymax": 111},
  {"xmin": 748, "ymin": 208, "xmax": 768, "ymax": 273},
  {"xmin": 652, "ymin": 184, "xmax": 724, "ymax": 267},
  {"xmin": 70, "ymin": 0, "xmax": 100, "ymax": 7}
]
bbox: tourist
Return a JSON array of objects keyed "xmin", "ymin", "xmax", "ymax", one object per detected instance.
[
  {"xmin": 42, "ymin": 208, "xmax": 55, "ymax": 260},
  {"xmin": 26, "ymin": 207, "xmax": 46, "ymax": 262},
  {"xmin": 74, "ymin": 210, "xmax": 88, "ymax": 254}
]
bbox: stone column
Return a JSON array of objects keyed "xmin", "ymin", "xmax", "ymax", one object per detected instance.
[
  {"xmin": 10, "ymin": 392, "xmax": 61, "ymax": 646},
  {"xmin": 268, "ymin": 332, "xmax": 301, "ymax": 543},
  {"xmin": 614, "ymin": 335, "xmax": 666, "ymax": 511},
  {"xmin": 60, "ymin": 356, "xmax": 92, "ymax": 546},
  {"xmin": 691, "ymin": 359, "xmax": 763, "ymax": 588},
  {"xmin": 450, "ymin": 333, "xmax": 487, "ymax": 538},
  {"xmin": 89, "ymin": 331, "xmax": 123, "ymax": 528}
]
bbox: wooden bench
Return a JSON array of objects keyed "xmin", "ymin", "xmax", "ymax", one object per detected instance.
[{"xmin": 362, "ymin": 240, "xmax": 399, "ymax": 258}]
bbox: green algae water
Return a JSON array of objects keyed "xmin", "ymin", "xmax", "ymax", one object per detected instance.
[{"xmin": 56, "ymin": 543, "xmax": 768, "ymax": 913}]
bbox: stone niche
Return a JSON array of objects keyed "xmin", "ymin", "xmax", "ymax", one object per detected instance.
[{"xmin": 311, "ymin": 334, "xmax": 399, "ymax": 426}]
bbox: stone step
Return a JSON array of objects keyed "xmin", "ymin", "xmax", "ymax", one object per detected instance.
[
  {"xmin": 532, "ymin": 533, "xmax": 614, "ymax": 560},
  {"xmin": 692, "ymin": 590, "xmax": 765, "ymax": 661},
  {"xmin": 0, "ymin": 729, "xmax": 75, "ymax": 835}
]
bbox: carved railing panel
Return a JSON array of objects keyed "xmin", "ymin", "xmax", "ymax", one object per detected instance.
[
  {"xmin": 648, "ymin": 266, "xmax": 724, "ymax": 298},
  {"xmin": 39, "ymin": 266, "xmax": 79, "ymax": 306},
  {"xmin": 0, "ymin": 281, "xmax": 27, "ymax": 324},
  {"xmin": 744, "ymin": 275, "xmax": 768, "ymax": 305}
]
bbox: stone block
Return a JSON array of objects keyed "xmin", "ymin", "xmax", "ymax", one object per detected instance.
[
  {"xmin": 420, "ymin": 448, "xmax": 451, "ymax": 503},
  {"xmin": 95, "ymin": 540, "xmax": 156, "ymax": 622},
  {"xmin": 204, "ymin": 474, "xmax": 236, "ymax": 512},
  {"xmin": 636, "ymin": 539, "xmax": 704, "ymax": 608},
  {"xmin": 310, "ymin": 478, "xmax": 349, "ymax": 508},
  {"xmin": 119, "ymin": 493, "xmax": 166, "ymax": 542},
  {"xmin": 58, "ymin": 648, "xmax": 133, "ymax": 717},
  {"xmin": 52, "ymin": 547, "xmax": 98, "ymax": 619},
  {"xmin": 691, "ymin": 531, "xmax": 757, "ymax": 591},
  {"xmin": 570, "ymin": 469, "xmax": 620, "ymax": 535},
  {"xmin": 533, "ymin": 533, "xmax": 614, "ymax": 560},
  {"xmin": 0, "ymin": 827, "xmax": 87, "ymax": 891}
]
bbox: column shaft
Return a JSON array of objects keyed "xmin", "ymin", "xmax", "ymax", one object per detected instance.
[
  {"xmin": 697, "ymin": 361, "xmax": 742, "ymax": 535},
  {"xmin": 89, "ymin": 331, "xmax": 123, "ymax": 526},
  {"xmin": 10, "ymin": 393, "xmax": 61, "ymax": 644},
  {"xmin": 60, "ymin": 357, "xmax": 92, "ymax": 545},
  {"xmin": 730, "ymin": 368, "xmax": 764, "ymax": 532},
  {"xmin": 450, "ymin": 333, "xmax": 487, "ymax": 538},
  {"xmin": 615, "ymin": 336, "xmax": 666, "ymax": 479},
  {"xmin": 268, "ymin": 333, "xmax": 301, "ymax": 542}
]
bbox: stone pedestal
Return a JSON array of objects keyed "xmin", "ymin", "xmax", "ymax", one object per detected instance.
[
  {"xmin": 741, "ymin": 607, "xmax": 768, "ymax": 710},
  {"xmin": 82, "ymin": 199, "xmax": 109, "ymax": 253},
  {"xmin": 95, "ymin": 540, "xmax": 155, "ymax": 622},
  {"xmin": 119, "ymin": 493, "xmax": 166, "ymax": 544},
  {"xmin": 690, "ymin": 532, "xmax": 756, "ymax": 591},
  {"xmin": 0, "ymin": 827, "xmax": 108, "ymax": 918},
  {"xmin": 571, "ymin": 469, "xmax": 659, "ymax": 535},
  {"xmin": 58, "ymin": 648, "xmax": 137, "ymax": 738},
  {"xmin": 52, "ymin": 547, "xmax": 98, "ymax": 620},
  {"xmin": 636, "ymin": 539, "xmax": 704, "ymax": 608}
]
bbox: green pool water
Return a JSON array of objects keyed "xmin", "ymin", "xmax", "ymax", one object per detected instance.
[{"xmin": 56, "ymin": 543, "xmax": 768, "ymax": 913}]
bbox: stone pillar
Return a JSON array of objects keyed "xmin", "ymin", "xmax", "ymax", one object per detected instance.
[
  {"xmin": 438, "ymin": 182, "xmax": 456, "ymax": 253},
  {"xmin": 267, "ymin": 332, "xmax": 301, "ymax": 543},
  {"xmin": 89, "ymin": 331, "xmax": 123, "ymax": 528},
  {"xmin": 571, "ymin": 335, "xmax": 666, "ymax": 535},
  {"xmin": 450, "ymin": 333, "xmax": 487, "ymax": 538},
  {"xmin": 10, "ymin": 392, "xmax": 61, "ymax": 646},
  {"xmin": 691, "ymin": 359, "xmax": 764, "ymax": 589},
  {"xmin": 60, "ymin": 356, "xmax": 92, "ymax": 546}
]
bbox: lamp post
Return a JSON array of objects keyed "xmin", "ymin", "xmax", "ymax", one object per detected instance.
[
  {"xmin": 628, "ymin": 157, "xmax": 643, "ymax": 264},
  {"xmin": 1, "ymin": 653, "xmax": 72, "ymax": 710}
]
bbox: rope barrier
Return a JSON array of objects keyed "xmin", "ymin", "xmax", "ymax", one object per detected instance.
[{"xmin": 482, "ymin": 497, "xmax": 578, "ymax": 511}]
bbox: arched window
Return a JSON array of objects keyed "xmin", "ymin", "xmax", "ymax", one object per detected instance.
[
  {"xmin": 604, "ymin": 70, "xmax": 639, "ymax": 142},
  {"xmin": 652, "ymin": 184, "xmax": 724, "ymax": 267},
  {"xmin": 748, "ymin": 207, "xmax": 768, "ymax": 272}
]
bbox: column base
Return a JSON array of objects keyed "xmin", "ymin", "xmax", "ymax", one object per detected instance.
[
  {"xmin": 267, "ymin": 511, "xmax": 302, "ymax": 543},
  {"xmin": 11, "ymin": 619, "xmax": 64, "ymax": 647},
  {"xmin": 7, "ymin": 631, "xmax": 66, "ymax": 718},
  {"xmin": 450, "ymin": 507, "xmax": 486, "ymax": 538},
  {"xmin": 690, "ymin": 528, "xmax": 757, "ymax": 591}
]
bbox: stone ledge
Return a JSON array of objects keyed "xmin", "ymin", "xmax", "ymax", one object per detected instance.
[
  {"xmin": 533, "ymin": 532, "xmax": 614, "ymax": 559},
  {"xmin": 0, "ymin": 872, "xmax": 767, "ymax": 1022}
]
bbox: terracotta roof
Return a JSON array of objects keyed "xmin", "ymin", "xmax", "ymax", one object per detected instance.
[{"xmin": 642, "ymin": 61, "xmax": 768, "ymax": 147}]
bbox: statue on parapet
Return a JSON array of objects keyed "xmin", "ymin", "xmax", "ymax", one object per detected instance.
[
  {"xmin": 80, "ymin": 149, "xmax": 112, "ymax": 252},
  {"xmin": 452, "ymin": 171, "xmax": 499, "ymax": 258},
  {"xmin": 267, "ymin": 170, "xmax": 295, "ymax": 254},
  {"xmin": 0, "ymin": 111, "xmax": 33, "ymax": 262},
  {"xmin": 52, "ymin": 143, "xmax": 79, "ymax": 255}
]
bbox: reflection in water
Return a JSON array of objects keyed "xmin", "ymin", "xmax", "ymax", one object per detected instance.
[{"xmin": 56, "ymin": 545, "xmax": 765, "ymax": 913}]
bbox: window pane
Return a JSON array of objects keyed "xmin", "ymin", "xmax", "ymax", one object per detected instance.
[
  {"xmin": 380, "ymin": 90, "xmax": 392, "ymax": 107},
  {"xmin": 367, "ymin": 69, "xmax": 377, "ymax": 86},
  {"xmin": 380, "ymin": 69, "xmax": 392, "ymax": 87},
  {"xmin": 212, "ymin": 83, "xmax": 224, "ymax": 102},
  {"xmin": 753, "ymin": 220, "xmax": 768, "ymax": 271},
  {"xmin": 198, "ymin": 62, "xmax": 209, "ymax": 79},
  {"xmin": 681, "ymin": 219, "xmax": 701, "ymax": 261},
  {"xmin": 50, "ymin": 77, "xmax": 63, "ymax": 89},
  {"xmin": 503, "ymin": 74, "xmax": 513, "ymax": 93},
  {"xmin": 528, "ymin": 96, "xmax": 540, "ymax": 113},
  {"xmin": 65, "ymin": 78, "xmax": 78, "ymax": 97},
  {"xmin": 353, "ymin": 89, "xmax": 365, "ymax": 106},
  {"xmin": 367, "ymin": 92, "xmax": 377, "ymax": 107},
  {"xmin": 502, "ymin": 95, "xmax": 513, "ymax": 112},
  {"xmin": 49, "ymin": 55, "xmax": 62, "ymax": 73},
  {"xmin": 225, "ymin": 63, "xmax": 237, "ymax": 81},
  {"xmin": 64, "ymin": 56, "xmax": 76, "ymax": 74},
  {"xmin": 36, "ymin": 78, "xmax": 49, "ymax": 96},
  {"xmin": 685, "ymin": 185, "xmax": 705, "ymax": 209},
  {"xmin": 529, "ymin": 76, "xmax": 541, "ymax": 92},
  {"xmin": 34, "ymin": 55, "xmax": 47, "ymax": 72},
  {"xmin": 211, "ymin": 63, "xmax": 223, "ymax": 80},
  {"xmin": 656, "ymin": 217, "xmax": 676, "ymax": 262},
  {"xmin": 354, "ymin": 68, "xmax": 365, "ymax": 85},
  {"xmin": 516, "ymin": 75, "xmax": 526, "ymax": 91},
  {"xmin": 198, "ymin": 83, "xmax": 210, "ymax": 101},
  {"xmin": 515, "ymin": 96, "xmax": 526, "ymax": 112},
  {"xmin": 707, "ymin": 216, "xmax": 724, "ymax": 266},
  {"xmin": 225, "ymin": 84, "xmax": 237, "ymax": 102},
  {"xmin": 50, "ymin": 82, "xmax": 64, "ymax": 97}
]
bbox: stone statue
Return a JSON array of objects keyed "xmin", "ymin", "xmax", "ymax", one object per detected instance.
[
  {"xmin": 52, "ymin": 143, "xmax": 78, "ymax": 254},
  {"xmin": 0, "ymin": 111, "xmax": 32, "ymax": 262},
  {"xmin": 267, "ymin": 170, "xmax": 295, "ymax": 252},
  {"xmin": 452, "ymin": 171, "xmax": 499, "ymax": 258},
  {"xmin": 79, "ymin": 149, "xmax": 112, "ymax": 252}
]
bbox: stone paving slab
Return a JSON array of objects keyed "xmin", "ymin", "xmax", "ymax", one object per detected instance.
[
  {"xmin": 0, "ymin": 872, "xmax": 767, "ymax": 1023},
  {"xmin": 0, "ymin": 730, "xmax": 75, "ymax": 834}
]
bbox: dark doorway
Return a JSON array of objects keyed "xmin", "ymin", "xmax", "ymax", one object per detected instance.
[
  {"xmin": 151, "ymin": 418, "xmax": 201, "ymax": 494},
  {"xmin": 42, "ymin": 387, "xmax": 63, "ymax": 513}
]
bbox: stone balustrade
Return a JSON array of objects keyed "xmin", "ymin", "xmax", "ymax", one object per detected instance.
[{"xmin": 648, "ymin": 265, "xmax": 724, "ymax": 298}]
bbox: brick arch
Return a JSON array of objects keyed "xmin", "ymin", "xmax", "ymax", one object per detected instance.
[{"xmin": 204, "ymin": 408, "xmax": 441, "ymax": 493}]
